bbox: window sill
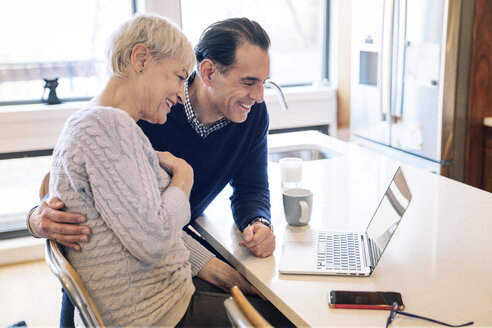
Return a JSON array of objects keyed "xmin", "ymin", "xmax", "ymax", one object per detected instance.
[
  {"xmin": 0, "ymin": 85, "xmax": 337, "ymax": 154},
  {"xmin": 0, "ymin": 101, "xmax": 86, "ymax": 153},
  {"xmin": 0, "ymin": 236, "xmax": 45, "ymax": 266}
]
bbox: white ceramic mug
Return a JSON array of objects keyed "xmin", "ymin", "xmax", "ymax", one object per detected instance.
[{"xmin": 282, "ymin": 188, "xmax": 313, "ymax": 226}]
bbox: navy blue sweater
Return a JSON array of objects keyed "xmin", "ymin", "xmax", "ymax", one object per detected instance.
[{"xmin": 137, "ymin": 101, "xmax": 270, "ymax": 231}]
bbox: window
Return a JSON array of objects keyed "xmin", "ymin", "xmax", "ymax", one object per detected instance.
[
  {"xmin": 0, "ymin": 0, "xmax": 133, "ymax": 239},
  {"xmin": 0, "ymin": 0, "xmax": 133, "ymax": 105},
  {"xmin": 0, "ymin": 156, "xmax": 52, "ymax": 238},
  {"xmin": 0, "ymin": 0, "xmax": 333, "ymax": 239},
  {"xmin": 180, "ymin": 0, "xmax": 329, "ymax": 86}
]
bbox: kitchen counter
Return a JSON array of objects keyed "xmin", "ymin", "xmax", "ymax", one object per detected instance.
[{"xmin": 192, "ymin": 131, "xmax": 492, "ymax": 327}]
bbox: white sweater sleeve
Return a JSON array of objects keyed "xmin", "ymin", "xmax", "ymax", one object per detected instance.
[{"xmin": 56, "ymin": 108, "xmax": 190, "ymax": 265}]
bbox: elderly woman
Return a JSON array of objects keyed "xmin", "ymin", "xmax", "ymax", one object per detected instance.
[{"xmin": 49, "ymin": 14, "xmax": 200, "ymax": 326}]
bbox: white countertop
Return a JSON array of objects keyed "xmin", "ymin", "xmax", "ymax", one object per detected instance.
[{"xmin": 193, "ymin": 131, "xmax": 492, "ymax": 327}]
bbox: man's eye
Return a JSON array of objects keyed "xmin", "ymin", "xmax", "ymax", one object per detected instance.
[{"xmin": 178, "ymin": 75, "xmax": 186, "ymax": 81}]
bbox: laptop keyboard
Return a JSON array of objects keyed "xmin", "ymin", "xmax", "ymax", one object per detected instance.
[{"xmin": 317, "ymin": 232, "xmax": 362, "ymax": 271}]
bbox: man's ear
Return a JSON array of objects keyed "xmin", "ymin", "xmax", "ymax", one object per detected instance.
[
  {"xmin": 199, "ymin": 59, "xmax": 217, "ymax": 86},
  {"xmin": 130, "ymin": 43, "xmax": 149, "ymax": 74}
]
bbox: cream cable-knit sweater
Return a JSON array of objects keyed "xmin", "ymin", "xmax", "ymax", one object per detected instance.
[{"xmin": 50, "ymin": 106, "xmax": 210, "ymax": 326}]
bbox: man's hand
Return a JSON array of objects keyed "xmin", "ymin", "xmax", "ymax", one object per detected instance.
[
  {"xmin": 197, "ymin": 257, "xmax": 265, "ymax": 299},
  {"xmin": 29, "ymin": 196, "xmax": 90, "ymax": 250},
  {"xmin": 239, "ymin": 222, "xmax": 275, "ymax": 258}
]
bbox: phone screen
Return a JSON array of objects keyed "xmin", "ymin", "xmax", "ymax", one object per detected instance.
[{"xmin": 329, "ymin": 290, "xmax": 404, "ymax": 310}]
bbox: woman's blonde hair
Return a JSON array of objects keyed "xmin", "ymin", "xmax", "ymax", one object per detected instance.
[{"xmin": 108, "ymin": 14, "xmax": 195, "ymax": 78}]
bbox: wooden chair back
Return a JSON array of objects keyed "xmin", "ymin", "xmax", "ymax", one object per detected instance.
[
  {"xmin": 45, "ymin": 239, "xmax": 105, "ymax": 327},
  {"xmin": 41, "ymin": 172, "xmax": 105, "ymax": 327},
  {"xmin": 39, "ymin": 172, "xmax": 50, "ymax": 199},
  {"xmin": 225, "ymin": 286, "xmax": 273, "ymax": 328}
]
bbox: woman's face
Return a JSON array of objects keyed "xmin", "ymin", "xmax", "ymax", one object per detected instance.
[{"xmin": 139, "ymin": 57, "xmax": 189, "ymax": 124}]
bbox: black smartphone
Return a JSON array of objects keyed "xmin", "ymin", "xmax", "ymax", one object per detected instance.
[{"xmin": 329, "ymin": 290, "xmax": 405, "ymax": 310}]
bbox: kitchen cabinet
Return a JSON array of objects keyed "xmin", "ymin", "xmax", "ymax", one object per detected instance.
[
  {"xmin": 465, "ymin": 0, "xmax": 492, "ymax": 189},
  {"xmin": 483, "ymin": 118, "xmax": 492, "ymax": 192}
]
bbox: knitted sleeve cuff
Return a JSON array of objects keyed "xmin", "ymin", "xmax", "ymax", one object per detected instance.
[{"xmin": 181, "ymin": 231, "xmax": 216, "ymax": 276}]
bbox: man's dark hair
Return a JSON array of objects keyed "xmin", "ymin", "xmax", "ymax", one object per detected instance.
[{"xmin": 195, "ymin": 17, "xmax": 270, "ymax": 75}]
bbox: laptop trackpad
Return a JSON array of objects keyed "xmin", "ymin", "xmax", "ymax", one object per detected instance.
[{"xmin": 279, "ymin": 230, "xmax": 317, "ymax": 273}]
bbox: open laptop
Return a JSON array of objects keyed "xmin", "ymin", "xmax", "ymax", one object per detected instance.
[{"xmin": 278, "ymin": 167, "xmax": 412, "ymax": 276}]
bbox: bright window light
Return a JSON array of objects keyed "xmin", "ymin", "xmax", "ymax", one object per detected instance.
[
  {"xmin": 0, "ymin": 0, "xmax": 133, "ymax": 104},
  {"xmin": 181, "ymin": 0, "xmax": 326, "ymax": 86}
]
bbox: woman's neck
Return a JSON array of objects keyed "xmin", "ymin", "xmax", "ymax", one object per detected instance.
[{"xmin": 90, "ymin": 77, "xmax": 141, "ymax": 122}]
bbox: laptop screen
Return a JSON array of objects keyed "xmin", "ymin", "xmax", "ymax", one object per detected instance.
[{"xmin": 365, "ymin": 167, "xmax": 412, "ymax": 267}]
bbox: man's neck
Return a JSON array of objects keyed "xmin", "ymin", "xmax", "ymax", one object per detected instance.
[{"xmin": 187, "ymin": 74, "xmax": 224, "ymax": 127}]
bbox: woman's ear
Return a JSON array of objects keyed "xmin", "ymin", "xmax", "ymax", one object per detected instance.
[
  {"xmin": 199, "ymin": 59, "xmax": 216, "ymax": 86},
  {"xmin": 131, "ymin": 43, "xmax": 149, "ymax": 74}
]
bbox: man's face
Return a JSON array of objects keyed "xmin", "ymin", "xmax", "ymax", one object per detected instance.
[{"xmin": 210, "ymin": 43, "xmax": 270, "ymax": 123}]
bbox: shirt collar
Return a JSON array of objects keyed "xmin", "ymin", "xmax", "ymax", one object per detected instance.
[{"xmin": 183, "ymin": 72, "xmax": 230, "ymax": 138}]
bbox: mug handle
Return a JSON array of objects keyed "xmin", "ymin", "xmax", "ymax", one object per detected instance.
[{"xmin": 299, "ymin": 200, "xmax": 309, "ymax": 223}]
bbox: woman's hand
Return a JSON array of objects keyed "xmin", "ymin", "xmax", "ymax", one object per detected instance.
[
  {"xmin": 156, "ymin": 151, "xmax": 194, "ymax": 197},
  {"xmin": 197, "ymin": 257, "xmax": 266, "ymax": 299}
]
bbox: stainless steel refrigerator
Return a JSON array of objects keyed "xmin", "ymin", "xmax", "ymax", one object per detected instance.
[{"xmin": 350, "ymin": 0, "xmax": 475, "ymax": 180}]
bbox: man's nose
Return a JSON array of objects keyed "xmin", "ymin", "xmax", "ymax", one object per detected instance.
[{"xmin": 249, "ymin": 84, "xmax": 265, "ymax": 103}]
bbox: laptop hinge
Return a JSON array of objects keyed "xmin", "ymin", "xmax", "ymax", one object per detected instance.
[
  {"xmin": 362, "ymin": 234, "xmax": 376, "ymax": 270},
  {"xmin": 360, "ymin": 234, "xmax": 370, "ymax": 269}
]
